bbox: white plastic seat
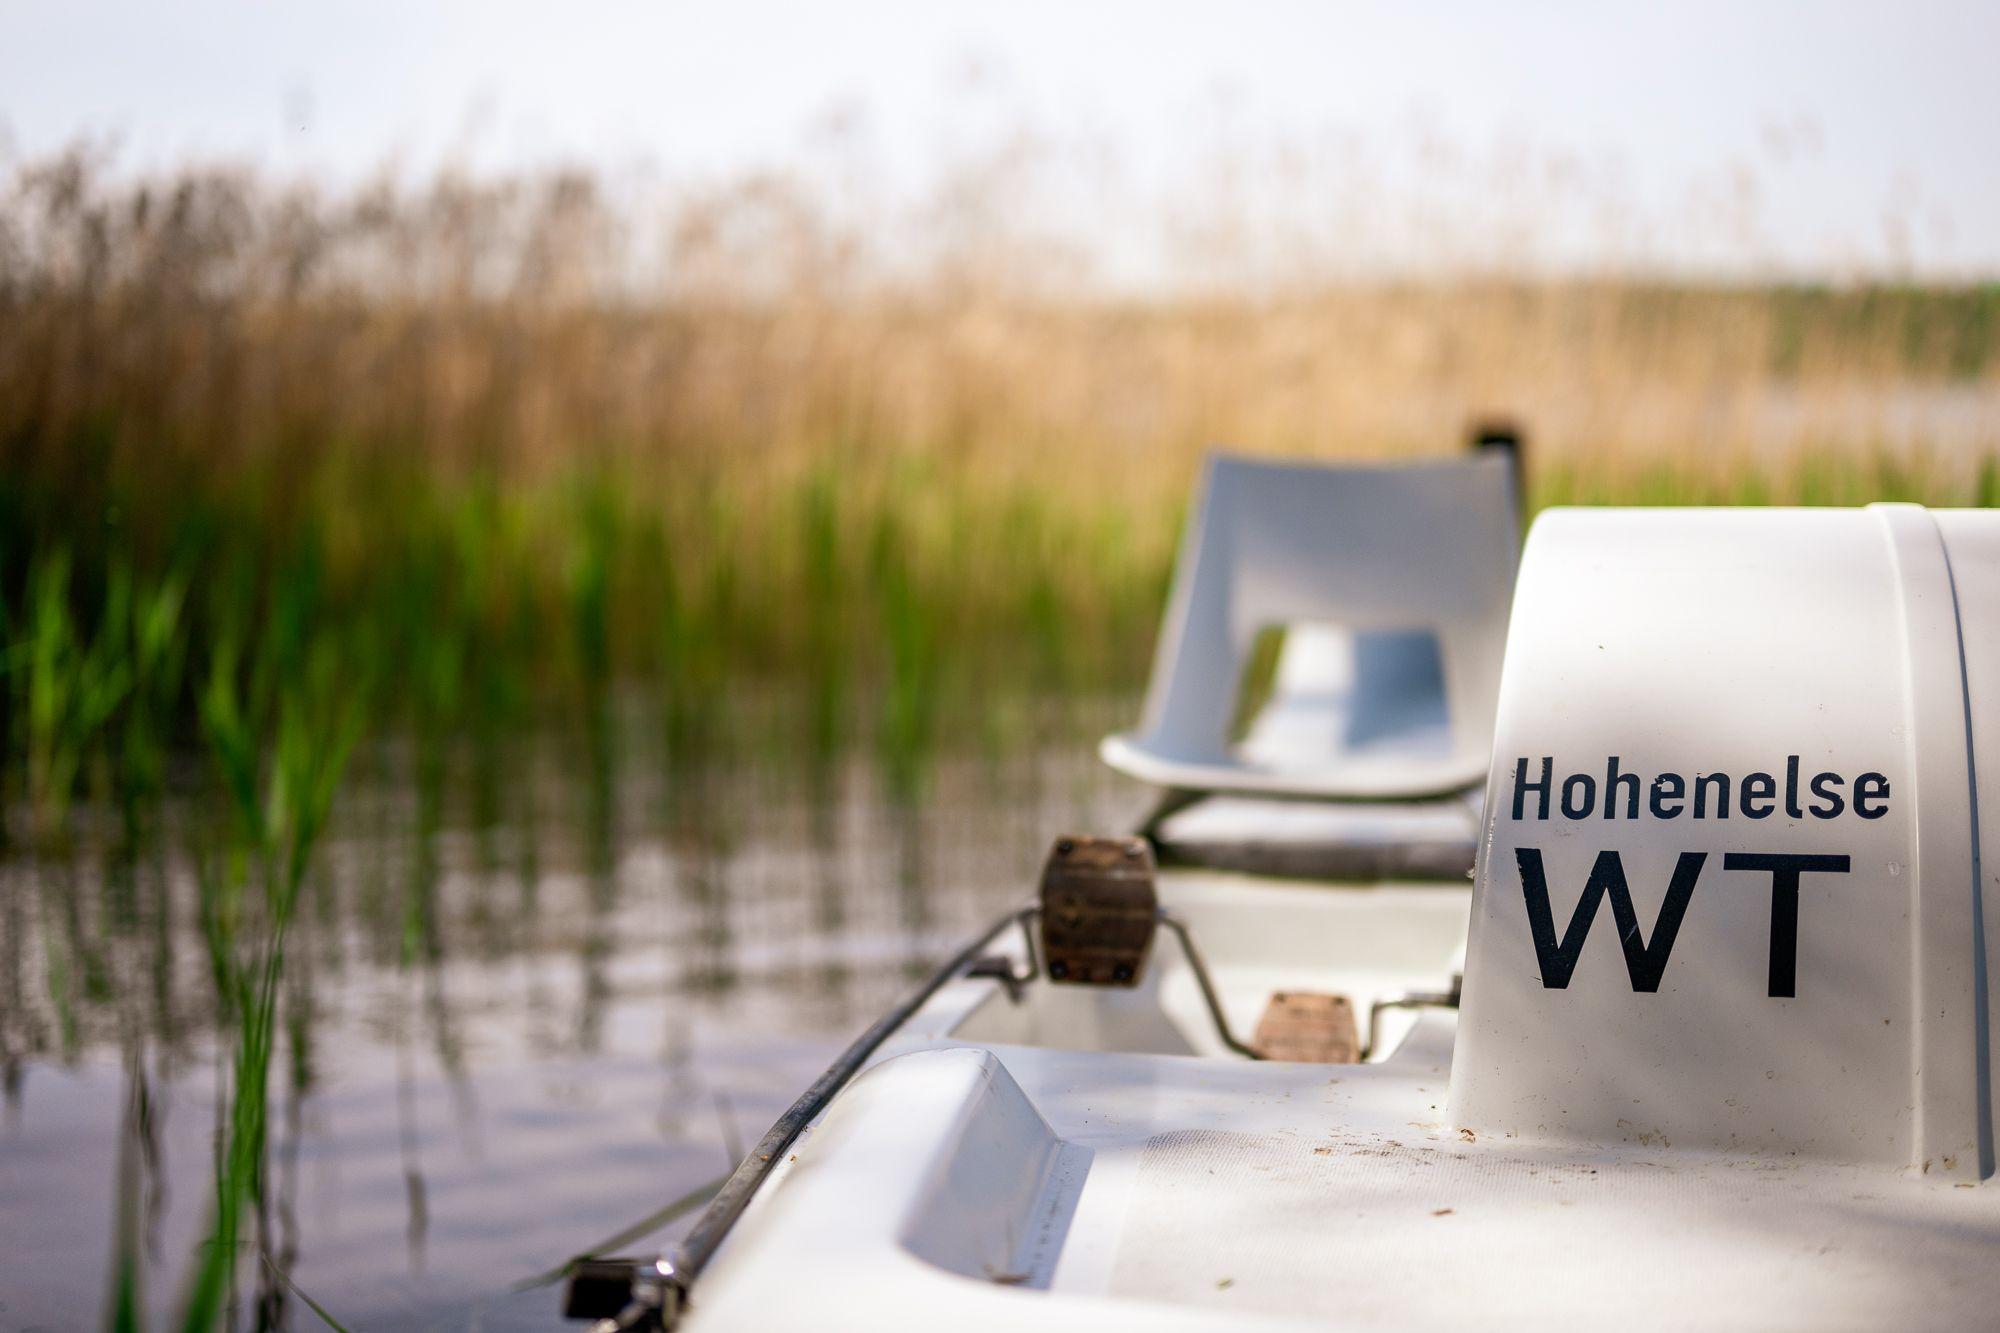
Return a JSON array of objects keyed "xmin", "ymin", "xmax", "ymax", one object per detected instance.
[{"xmin": 1101, "ymin": 452, "xmax": 1520, "ymax": 800}]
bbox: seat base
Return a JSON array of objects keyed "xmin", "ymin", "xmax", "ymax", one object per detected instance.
[
  {"xmin": 1148, "ymin": 792, "xmax": 1478, "ymax": 881},
  {"xmin": 1101, "ymin": 733, "xmax": 1491, "ymax": 803}
]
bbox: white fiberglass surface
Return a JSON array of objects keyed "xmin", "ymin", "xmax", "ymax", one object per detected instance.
[{"xmin": 690, "ymin": 1010, "xmax": 2000, "ymax": 1333}]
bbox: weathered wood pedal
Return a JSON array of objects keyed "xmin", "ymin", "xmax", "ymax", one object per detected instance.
[
  {"xmin": 1251, "ymin": 990, "xmax": 1361, "ymax": 1063},
  {"xmin": 1039, "ymin": 835, "xmax": 1157, "ymax": 987}
]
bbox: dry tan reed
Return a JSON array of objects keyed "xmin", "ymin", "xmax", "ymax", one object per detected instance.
[{"xmin": 5, "ymin": 146, "xmax": 1995, "ymax": 503}]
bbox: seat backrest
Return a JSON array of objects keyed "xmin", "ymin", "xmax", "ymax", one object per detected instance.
[{"xmin": 1133, "ymin": 452, "xmax": 1520, "ymax": 789}]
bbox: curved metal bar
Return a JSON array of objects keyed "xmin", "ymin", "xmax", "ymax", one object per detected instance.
[
  {"xmin": 1157, "ymin": 909, "xmax": 1264, "ymax": 1060},
  {"xmin": 1016, "ymin": 904, "xmax": 1043, "ymax": 979}
]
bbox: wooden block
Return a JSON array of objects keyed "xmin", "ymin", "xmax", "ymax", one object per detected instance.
[
  {"xmin": 1039, "ymin": 835, "xmax": 1157, "ymax": 987},
  {"xmin": 1252, "ymin": 990, "xmax": 1361, "ymax": 1063}
]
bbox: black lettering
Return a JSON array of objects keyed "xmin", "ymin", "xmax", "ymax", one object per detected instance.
[
  {"xmin": 1808, "ymin": 772, "xmax": 1845, "ymax": 818},
  {"xmin": 1514, "ymin": 756, "xmax": 1552, "ymax": 821},
  {"xmin": 1649, "ymin": 774, "xmax": 1685, "ymax": 819},
  {"xmin": 1516, "ymin": 848, "xmax": 1707, "ymax": 992},
  {"xmin": 1605, "ymin": 756, "xmax": 1639, "ymax": 820},
  {"xmin": 1854, "ymin": 773, "xmax": 1891, "ymax": 819},
  {"xmin": 1740, "ymin": 772, "xmax": 1777, "ymax": 819},
  {"xmin": 1561, "ymin": 774, "xmax": 1597, "ymax": 819},
  {"xmin": 1510, "ymin": 761, "xmax": 1884, "ymax": 823},
  {"xmin": 1722, "ymin": 852, "xmax": 1853, "ymax": 997}
]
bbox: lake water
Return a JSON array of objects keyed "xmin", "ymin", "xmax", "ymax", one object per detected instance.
[{"xmin": 0, "ymin": 703, "xmax": 1138, "ymax": 1330}]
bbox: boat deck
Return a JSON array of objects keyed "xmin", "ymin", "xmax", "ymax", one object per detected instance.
[
  {"xmin": 1071, "ymin": 1035, "xmax": 2000, "ymax": 1330},
  {"xmin": 682, "ymin": 871, "xmax": 2000, "ymax": 1331}
]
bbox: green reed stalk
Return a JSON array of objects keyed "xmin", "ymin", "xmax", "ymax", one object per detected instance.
[
  {"xmin": 177, "ymin": 627, "xmax": 362, "ymax": 1332},
  {"xmin": 21, "ymin": 551, "xmax": 133, "ymax": 847}
]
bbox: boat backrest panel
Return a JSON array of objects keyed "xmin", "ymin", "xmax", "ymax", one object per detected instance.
[{"xmin": 1102, "ymin": 452, "xmax": 1520, "ymax": 800}]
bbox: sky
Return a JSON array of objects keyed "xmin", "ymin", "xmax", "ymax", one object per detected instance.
[{"xmin": 3, "ymin": 0, "xmax": 1996, "ymax": 277}]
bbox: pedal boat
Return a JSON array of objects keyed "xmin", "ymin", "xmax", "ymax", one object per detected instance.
[{"xmin": 567, "ymin": 452, "xmax": 2000, "ymax": 1332}]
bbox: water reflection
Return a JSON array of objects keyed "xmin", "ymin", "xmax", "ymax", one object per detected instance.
[{"xmin": 0, "ymin": 696, "xmax": 1132, "ymax": 1330}]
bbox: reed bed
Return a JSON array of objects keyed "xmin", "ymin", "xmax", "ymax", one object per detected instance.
[
  {"xmin": 4, "ymin": 143, "xmax": 1999, "ymax": 931},
  {"xmin": 4, "ymin": 147, "xmax": 1997, "ymax": 740},
  {"xmin": 4, "ymin": 142, "xmax": 1998, "ymax": 853}
]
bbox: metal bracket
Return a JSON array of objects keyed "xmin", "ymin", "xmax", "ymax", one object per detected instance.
[
  {"xmin": 964, "ymin": 954, "xmax": 1028, "ymax": 1003},
  {"xmin": 563, "ymin": 1256, "xmax": 680, "ymax": 1332},
  {"xmin": 1363, "ymin": 974, "xmax": 1462, "ymax": 1059}
]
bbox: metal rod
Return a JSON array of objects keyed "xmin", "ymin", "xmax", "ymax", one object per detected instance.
[
  {"xmin": 649, "ymin": 904, "xmax": 1035, "ymax": 1324},
  {"xmin": 1016, "ymin": 905, "xmax": 1042, "ymax": 978},
  {"xmin": 1363, "ymin": 976, "xmax": 1462, "ymax": 1059},
  {"xmin": 1157, "ymin": 910, "xmax": 1264, "ymax": 1060}
]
